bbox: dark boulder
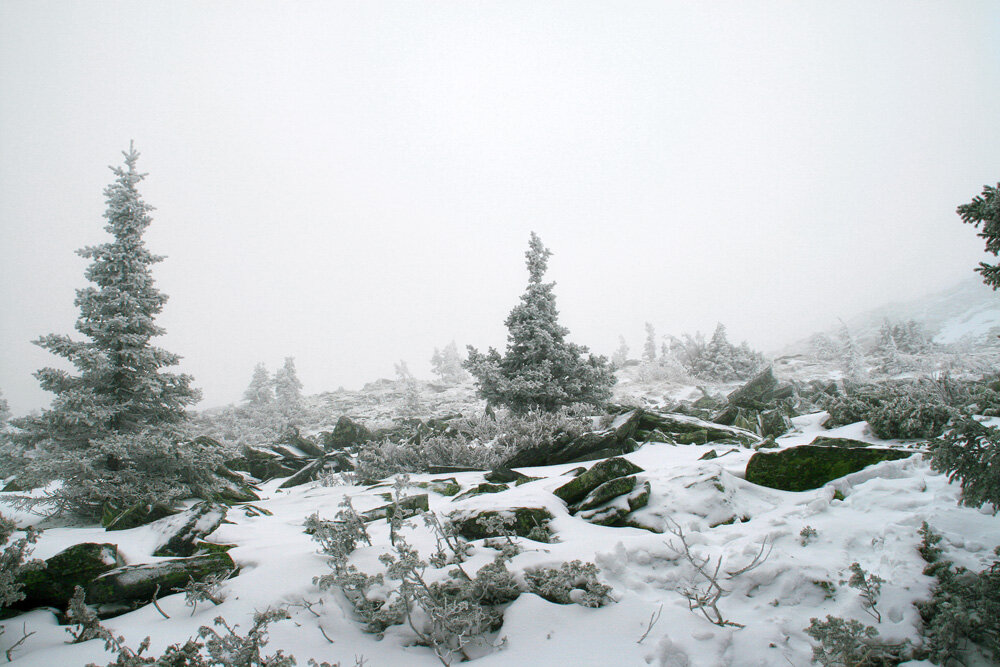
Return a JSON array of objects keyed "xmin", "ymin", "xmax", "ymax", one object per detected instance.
[
  {"xmin": 453, "ymin": 483, "xmax": 509, "ymax": 502},
  {"xmin": 276, "ymin": 427, "xmax": 326, "ymax": 458},
  {"xmin": 103, "ymin": 503, "xmax": 178, "ymax": 531},
  {"xmin": 745, "ymin": 445, "xmax": 914, "ymax": 492},
  {"xmin": 277, "ymin": 453, "xmax": 354, "ymax": 489},
  {"xmin": 552, "ymin": 457, "xmax": 644, "ymax": 505},
  {"xmin": 152, "ymin": 502, "xmax": 228, "ymax": 557},
  {"xmin": 323, "ymin": 416, "xmax": 374, "ymax": 450},
  {"xmin": 449, "ymin": 507, "xmax": 554, "ymax": 541},
  {"xmin": 17, "ymin": 543, "xmax": 125, "ymax": 609},
  {"xmin": 360, "ymin": 494, "xmax": 430, "ymax": 522},
  {"xmin": 87, "ymin": 552, "xmax": 237, "ymax": 605},
  {"xmin": 760, "ymin": 409, "xmax": 793, "ymax": 438}
]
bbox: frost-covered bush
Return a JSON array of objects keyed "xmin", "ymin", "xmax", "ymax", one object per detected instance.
[
  {"xmin": 822, "ymin": 379, "xmax": 958, "ymax": 439},
  {"xmin": 19, "ymin": 430, "xmax": 230, "ymax": 521},
  {"xmin": 0, "ymin": 512, "xmax": 43, "ymax": 622},
  {"xmin": 928, "ymin": 418, "xmax": 1000, "ymax": 513},
  {"xmin": 353, "ymin": 408, "xmax": 591, "ymax": 480},
  {"xmin": 523, "ymin": 560, "xmax": 613, "ymax": 607},
  {"xmin": 83, "ymin": 605, "xmax": 327, "ymax": 667},
  {"xmin": 804, "ymin": 615, "xmax": 910, "ymax": 666},
  {"xmin": 918, "ymin": 548, "xmax": 1000, "ymax": 665}
]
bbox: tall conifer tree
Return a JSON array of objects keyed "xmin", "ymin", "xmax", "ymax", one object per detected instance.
[
  {"xmin": 465, "ymin": 232, "xmax": 614, "ymax": 411},
  {"xmin": 19, "ymin": 144, "xmax": 199, "ymax": 449}
]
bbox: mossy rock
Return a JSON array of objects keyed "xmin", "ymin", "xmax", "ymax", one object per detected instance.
[
  {"xmin": 103, "ymin": 503, "xmax": 178, "ymax": 531},
  {"xmin": 674, "ymin": 429, "xmax": 709, "ymax": 445},
  {"xmin": 152, "ymin": 502, "xmax": 228, "ymax": 557},
  {"xmin": 745, "ymin": 445, "xmax": 914, "ymax": 492},
  {"xmin": 699, "ymin": 449, "xmax": 718, "ymax": 460},
  {"xmin": 417, "ymin": 478, "xmax": 461, "ymax": 496},
  {"xmin": 18, "ymin": 543, "xmax": 125, "ymax": 609},
  {"xmin": 86, "ymin": 552, "xmax": 237, "ymax": 605},
  {"xmin": 808, "ymin": 436, "xmax": 872, "ymax": 448},
  {"xmin": 552, "ymin": 457, "xmax": 644, "ymax": 504},
  {"xmin": 760, "ymin": 409, "xmax": 793, "ymax": 438},
  {"xmin": 360, "ymin": 494, "xmax": 429, "ymax": 522},
  {"xmin": 449, "ymin": 507, "xmax": 554, "ymax": 541},
  {"xmin": 571, "ymin": 476, "xmax": 637, "ymax": 513},
  {"xmin": 576, "ymin": 479, "xmax": 651, "ymax": 526},
  {"xmin": 578, "ymin": 505, "xmax": 630, "ymax": 526},
  {"xmin": 453, "ymin": 483, "xmax": 509, "ymax": 502},
  {"xmin": 323, "ymin": 416, "xmax": 374, "ymax": 450}
]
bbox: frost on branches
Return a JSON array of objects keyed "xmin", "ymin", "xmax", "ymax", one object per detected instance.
[
  {"xmin": 16, "ymin": 144, "xmax": 199, "ymax": 452},
  {"xmin": 464, "ymin": 232, "xmax": 614, "ymax": 412}
]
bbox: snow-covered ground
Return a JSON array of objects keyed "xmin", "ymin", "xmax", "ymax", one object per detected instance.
[{"xmin": 2, "ymin": 414, "xmax": 998, "ymax": 666}]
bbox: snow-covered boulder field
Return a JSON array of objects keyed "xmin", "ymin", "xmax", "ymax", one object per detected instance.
[{"xmin": 2, "ymin": 413, "xmax": 997, "ymax": 666}]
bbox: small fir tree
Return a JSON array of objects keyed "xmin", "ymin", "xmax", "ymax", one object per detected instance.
[
  {"xmin": 838, "ymin": 322, "xmax": 867, "ymax": 382},
  {"xmin": 273, "ymin": 357, "xmax": 303, "ymax": 414},
  {"xmin": 464, "ymin": 232, "xmax": 614, "ymax": 412},
  {"xmin": 643, "ymin": 322, "xmax": 657, "ymax": 363},
  {"xmin": 612, "ymin": 336, "xmax": 630, "ymax": 368},
  {"xmin": 430, "ymin": 341, "xmax": 469, "ymax": 384},
  {"xmin": 394, "ymin": 360, "xmax": 422, "ymax": 415},
  {"xmin": 16, "ymin": 144, "xmax": 199, "ymax": 450},
  {"xmin": 957, "ymin": 182, "xmax": 1000, "ymax": 289},
  {"xmin": 0, "ymin": 389, "xmax": 9, "ymax": 427},
  {"xmin": 242, "ymin": 363, "xmax": 274, "ymax": 407}
]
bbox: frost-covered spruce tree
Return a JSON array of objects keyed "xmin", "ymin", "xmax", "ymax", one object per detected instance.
[
  {"xmin": 464, "ymin": 232, "xmax": 614, "ymax": 412},
  {"xmin": 273, "ymin": 356, "xmax": 303, "ymax": 415},
  {"xmin": 430, "ymin": 341, "xmax": 468, "ymax": 384},
  {"xmin": 0, "ymin": 389, "xmax": 9, "ymax": 427},
  {"xmin": 611, "ymin": 335, "xmax": 629, "ymax": 369},
  {"xmin": 17, "ymin": 144, "xmax": 199, "ymax": 451},
  {"xmin": 643, "ymin": 322, "xmax": 657, "ymax": 363},
  {"xmin": 957, "ymin": 182, "xmax": 1000, "ymax": 289},
  {"xmin": 243, "ymin": 363, "xmax": 274, "ymax": 407}
]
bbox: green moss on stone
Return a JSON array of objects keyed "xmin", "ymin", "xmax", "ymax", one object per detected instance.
[
  {"xmin": 552, "ymin": 457, "xmax": 644, "ymax": 504},
  {"xmin": 744, "ymin": 445, "xmax": 913, "ymax": 492}
]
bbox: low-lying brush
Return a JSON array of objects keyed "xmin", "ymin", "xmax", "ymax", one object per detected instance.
[{"xmin": 353, "ymin": 407, "xmax": 594, "ymax": 480}]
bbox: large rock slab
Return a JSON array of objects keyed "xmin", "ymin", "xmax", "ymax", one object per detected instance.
[
  {"xmin": 277, "ymin": 453, "xmax": 354, "ymax": 489},
  {"xmin": 634, "ymin": 411, "xmax": 758, "ymax": 446},
  {"xmin": 17, "ymin": 543, "xmax": 125, "ymax": 609},
  {"xmin": 552, "ymin": 457, "xmax": 644, "ymax": 505},
  {"xmin": 448, "ymin": 507, "xmax": 554, "ymax": 541},
  {"xmin": 322, "ymin": 416, "xmax": 374, "ymax": 450},
  {"xmin": 152, "ymin": 502, "xmax": 228, "ymax": 557},
  {"xmin": 103, "ymin": 503, "xmax": 178, "ymax": 531},
  {"xmin": 744, "ymin": 445, "xmax": 914, "ymax": 492},
  {"xmin": 86, "ymin": 552, "xmax": 237, "ymax": 605}
]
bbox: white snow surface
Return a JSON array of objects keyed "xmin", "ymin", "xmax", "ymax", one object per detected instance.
[{"xmin": 3, "ymin": 414, "xmax": 999, "ymax": 666}]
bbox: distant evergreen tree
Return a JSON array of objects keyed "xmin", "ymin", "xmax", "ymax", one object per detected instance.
[
  {"xmin": 808, "ymin": 333, "xmax": 839, "ymax": 361},
  {"xmin": 643, "ymin": 322, "xmax": 657, "ymax": 363},
  {"xmin": 430, "ymin": 341, "xmax": 469, "ymax": 384},
  {"xmin": 395, "ymin": 360, "xmax": 422, "ymax": 415},
  {"xmin": 612, "ymin": 336, "xmax": 630, "ymax": 368},
  {"xmin": 464, "ymin": 232, "xmax": 615, "ymax": 412},
  {"xmin": 0, "ymin": 389, "xmax": 9, "ymax": 426},
  {"xmin": 838, "ymin": 322, "xmax": 867, "ymax": 381},
  {"xmin": 273, "ymin": 357, "xmax": 303, "ymax": 414},
  {"xmin": 242, "ymin": 363, "xmax": 274, "ymax": 407},
  {"xmin": 15, "ymin": 144, "xmax": 199, "ymax": 451},
  {"xmin": 957, "ymin": 182, "xmax": 1000, "ymax": 289},
  {"xmin": 875, "ymin": 321, "xmax": 903, "ymax": 375}
]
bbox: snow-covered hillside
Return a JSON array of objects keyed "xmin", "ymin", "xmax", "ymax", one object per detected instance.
[{"xmin": 3, "ymin": 413, "xmax": 996, "ymax": 666}]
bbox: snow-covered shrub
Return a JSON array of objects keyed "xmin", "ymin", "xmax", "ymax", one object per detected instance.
[
  {"xmin": 353, "ymin": 408, "xmax": 591, "ymax": 480},
  {"xmin": 917, "ymin": 547, "xmax": 1000, "ymax": 665},
  {"xmin": 86, "ymin": 606, "xmax": 323, "ymax": 667},
  {"xmin": 800, "ymin": 526, "xmax": 818, "ymax": 546},
  {"xmin": 0, "ymin": 512, "xmax": 43, "ymax": 617},
  {"xmin": 804, "ymin": 615, "xmax": 910, "ymax": 666},
  {"xmin": 822, "ymin": 379, "xmax": 958, "ymax": 439},
  {"xmin": 65, "ymin": 585, "xmax": 103, "ymax": 643},
  {"xmin": 523, "ymin": 560, "xmax": 613, "ymax": 607},
  {"xmin": 18, "ymin": 430, "xmax": 230, "ymax": 521},
  {"xmin": 846, "ymin": 562, "xmax": 884, "ymax": 623},
  {"xmin": 928, "ymin": 418, "xmax": 1000, "ymax": 513}
]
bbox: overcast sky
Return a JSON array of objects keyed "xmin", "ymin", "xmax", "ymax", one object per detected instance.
[{"xmin": 1, "ymin": 1, "xmax": 998, "ymax": 415}]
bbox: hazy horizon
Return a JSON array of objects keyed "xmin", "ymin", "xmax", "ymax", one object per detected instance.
[{"xmin": 2, "ymin": 2, "xmax": 998, "ymax": 415}]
